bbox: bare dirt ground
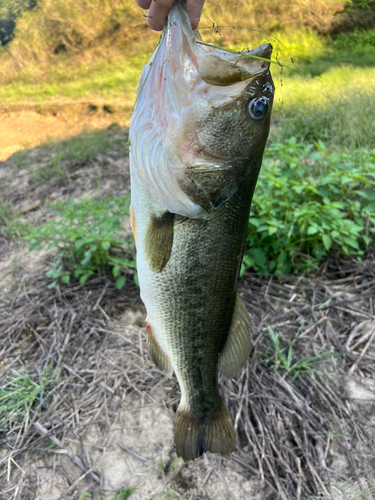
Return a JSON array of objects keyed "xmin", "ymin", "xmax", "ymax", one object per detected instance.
[
  {"xmin": 1, "ymin": 125, "xmax": 375, "ymax": 500},
  {"xmin": 0, "ymin": 105, "xmax": 128, "ymax": 161}
]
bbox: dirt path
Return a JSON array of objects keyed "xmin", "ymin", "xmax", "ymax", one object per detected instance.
[{"xmin": 0, "ymin": 109, "xmax": 127, "ymax": 161}]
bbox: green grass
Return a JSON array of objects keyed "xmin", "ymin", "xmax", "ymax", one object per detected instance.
[
  {"xmin": 0, "ymin": 366, "xmax": 56, "ymax": 443},
  {"xmin": 0, "ymin": 28, "xmax": 373, "ymax": 150},
  {"xmin": 0, "ymin": 199, "xmax": 30, "ymax": 237},
  {"xmin": 161, "ymin": 489, "xmax": 180, "ymax": 498},
  {"xmin": 0, "ymin": 17, "xmax": 374, "ymax": 146},
  {"xmin": 258, "ymin": 326, "xmax": 337, "ymax": 379},
  {"xmin": 114, "ymin": 487, "xmax": 136, "ymax": 500},
  {"xmin": 273, "ymin": 65, "xmax": 375, "ymax": 148},
  {"xmin": 9, "ymin": 127, "xmax": 128, "ymax": 183},
  {"xmin": 48, "ymin": 128, "xmax": 127, "ymax": 161},
  {"xmin": 0, "ymin": 53, "xmax": 151, "ymax": 107}
]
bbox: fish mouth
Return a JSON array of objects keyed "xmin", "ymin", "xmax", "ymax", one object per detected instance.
[{"xmin": 246, "ymin": 42, "xmax": 273, "ymax": 60}]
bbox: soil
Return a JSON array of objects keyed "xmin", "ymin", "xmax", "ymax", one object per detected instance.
[
  {"xmin": 0, "ymin": 105, "xmax": 128, "ymax": 161},
  {"xmin": 1, "ymin": 122, "xmax": 375, "ymax": 500}
]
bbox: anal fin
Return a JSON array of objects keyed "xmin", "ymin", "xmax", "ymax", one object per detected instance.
[
  {"xmin": 175, "ymin": 401, "xmax": 236, "ymax": 461},
  {"xmin": 144, "ymin": 212, "xmax": 174, "ymax": 272},
  {"xmin": 146, "ymin": 323, "xmax": 173, "ymax": 376},
  {"xmin": 218, "ymin": 292, "xmax": 252, "ymax": 379}
]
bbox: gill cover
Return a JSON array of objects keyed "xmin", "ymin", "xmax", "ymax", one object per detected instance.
[{"xmin": 129, "ymin": 2, "xmax": 273, "ymax": 219}]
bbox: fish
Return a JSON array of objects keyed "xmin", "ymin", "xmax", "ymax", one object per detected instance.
[{"xmin": 129, "ymin": 1, "xmax": 274, "ymax": 461}]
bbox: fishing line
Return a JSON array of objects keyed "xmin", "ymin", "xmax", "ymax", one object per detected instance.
[{"xmin": 196, "ymin": 41, "xmax": 293, "ymax": 69}]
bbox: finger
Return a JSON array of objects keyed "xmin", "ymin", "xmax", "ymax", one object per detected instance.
[
  {"xmin": 186, "ymin": 0, "xmax": 205, "ymax": 30},
  {"xmin": 147, "ymin": 0, "xmax": 175, "ymax": 31},
  {"xmin": 135, "ymin": 0, "xmax": 152, "ymax": 9}
]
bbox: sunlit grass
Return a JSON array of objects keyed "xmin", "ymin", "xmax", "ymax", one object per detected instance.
[
  {"xmin": 273, "ymin": 65, "xmax": 375, "ymax": 147},
  {"xmin": 0, "ymin": 16, "xmax": 374, "ymax": 149},
  {"xmin": 0, "ymin": 53, "xmax": 151, "ymax": 106}
]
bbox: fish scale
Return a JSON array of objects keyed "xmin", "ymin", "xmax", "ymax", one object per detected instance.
[{"xmin": 129, "ymin": 1, "xmax": 274, "ymax": 460}]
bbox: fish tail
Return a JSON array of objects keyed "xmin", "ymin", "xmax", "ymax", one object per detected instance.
[{"xmin": 174, "ymin": 401, "xmax": 236, "ymax": 461}]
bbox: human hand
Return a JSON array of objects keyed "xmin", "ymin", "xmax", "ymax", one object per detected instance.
[{"xmin": 135, "ymin": 0, "xmax": 205, "ymax": 32}]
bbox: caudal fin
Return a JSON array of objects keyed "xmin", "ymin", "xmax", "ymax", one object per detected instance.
[{"xmin": 174, "ymin": 402, "xmax": 236, "ymax": 461}]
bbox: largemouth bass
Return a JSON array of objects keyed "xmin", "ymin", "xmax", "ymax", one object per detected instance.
[{"xmin": 129, "ymin": 2, "xmax": 274, "ymax": 461}]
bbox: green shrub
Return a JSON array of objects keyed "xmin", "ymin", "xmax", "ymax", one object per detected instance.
[
  {"xmin": 242, "ymin": 139, "xmax": 375, "ymax": 275},
  {"xmin": 332, "ymin": 28, "xmax": 375, "ymax": 54},
  {"xmin": 25, "ymin": 195, "xmax": 136, "ymax": 289}
]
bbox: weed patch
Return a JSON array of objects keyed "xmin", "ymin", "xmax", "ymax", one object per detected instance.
[
  {"xmin": 24, "ymin": 195, "xmax": 136, "ymax": 289},
  {"xmin": 0, "ymin": 199, "xmax": 30, "ymax": 237},
  {"xmin": 258, "ymin": 326, "xmax": 336, "ymax": 379},
  {"xmin": 243, "ymin": 139, "xmax": 375, "ymax": 275},
  {"xmin": 114, "ymin": 488, "xmax": 136, "ymax": 500},
  {"xmin": 0, "ymin": 366, "xmax": 56, "ymax": 444}
]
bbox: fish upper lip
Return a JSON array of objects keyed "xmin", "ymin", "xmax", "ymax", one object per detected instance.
[{"xmin": 244, "ymin": 43, "xmax": 273, "ymax": 62}]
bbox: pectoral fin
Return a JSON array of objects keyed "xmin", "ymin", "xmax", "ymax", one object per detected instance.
[
  {"xmin": 146, "ymin": 323, "xmax": 173, "ymax": 376},
  {"xmin": 218, "ymin": 293, "xmax": 252, "ymax": 379},
  {"xmin": 144, "ymin": 212, "xmax": 174, "ymax": 272}
]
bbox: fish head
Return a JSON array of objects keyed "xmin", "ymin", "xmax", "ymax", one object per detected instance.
[
  {"xmin": 191, "ymin": 44, "xmax": 274, "ymax": 163},
  {"xmin": 130, "ymin": 3, "xmax": 275, "ymax": 218}
]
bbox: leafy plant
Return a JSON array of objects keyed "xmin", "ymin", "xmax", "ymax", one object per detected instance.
[
  {"xmin": 243, "ymin": 139, "xmax": 375, "ymax": 275},
  {"xmin": 0, "ymin": 366, "xmax": 56, "ymax": 441},
  {"xmin": 24, "ymin": 195, "xmax": 136, "ymax": 289},
  {"xmin": 333, "ymin": 28, "xmax": 375, "ymax": 55}
]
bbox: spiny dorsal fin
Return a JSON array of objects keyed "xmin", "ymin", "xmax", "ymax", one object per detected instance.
[
  {"xmin": 218, "ymin": 292, "xmax": 252, "ymax": 379},
  {"xmin": 174, "ymin": 401, "xmax": 235, "ymax": 461},
  {"xmin": 146, "ymin": 323, "xmax": 173, "ymax": 376},
  {"xmin": 144, "ymin": 211, "xmax": 174, "ymax": 272}
]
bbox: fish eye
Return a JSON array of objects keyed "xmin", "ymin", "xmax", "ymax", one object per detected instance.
[{"xmin": 248, "ymin": 97, "xmax": 269, "ymax": 121}]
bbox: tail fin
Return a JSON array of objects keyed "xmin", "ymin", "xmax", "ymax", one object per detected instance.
[{"xmin": 174, "ymin": 402, "xmax": 236, "ymax": 461}]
